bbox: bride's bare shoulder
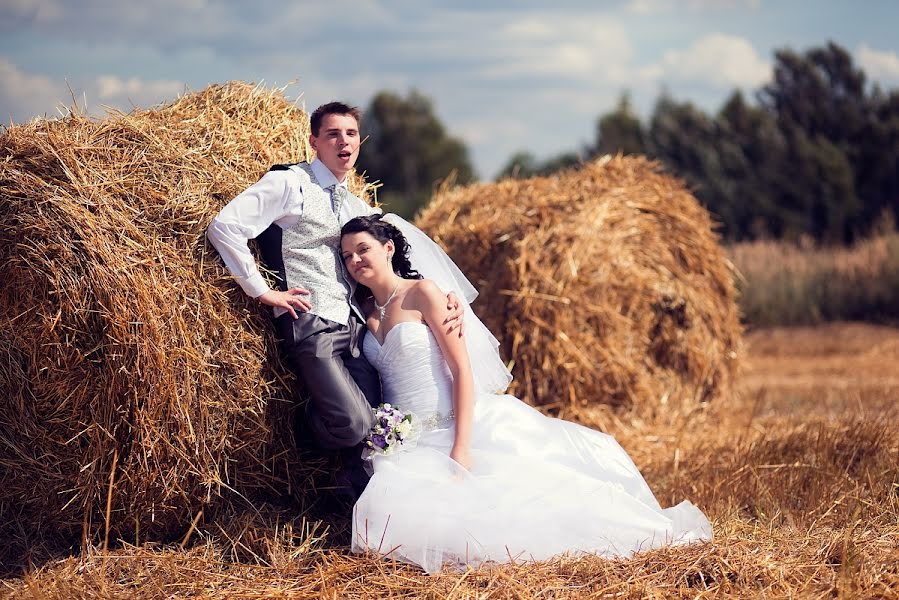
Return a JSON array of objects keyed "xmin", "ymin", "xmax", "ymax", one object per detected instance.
[
  {"xmin": 408, "ymin": 278, "xmax": 442, "ymax": 293},
  {"xmin": 406, "ymin": 279, "xmax": 446, "ymax": 307}
]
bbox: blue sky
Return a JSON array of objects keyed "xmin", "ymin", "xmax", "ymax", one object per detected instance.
[{"xmin": 3, "ymin": 0, "xmax": 899, "ymax": 179}]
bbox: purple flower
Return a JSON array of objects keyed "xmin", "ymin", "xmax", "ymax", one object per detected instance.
[{"xmin": 362, "ymin": 403, "xmax": 419, "ymax": 460}]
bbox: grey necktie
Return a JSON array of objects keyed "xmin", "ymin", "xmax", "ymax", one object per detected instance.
[
  {"xmin": 329, "ymin": 184, "xmax": 347, "ymax": 215},
  {"xmin": 329, "ymin": 184, "xmax": 363, "ymax": 332}
]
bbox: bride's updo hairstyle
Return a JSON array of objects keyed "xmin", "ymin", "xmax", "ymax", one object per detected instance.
[{"xmin": 341, "ymin": 215, "xmax": 423, "ymax": 285}]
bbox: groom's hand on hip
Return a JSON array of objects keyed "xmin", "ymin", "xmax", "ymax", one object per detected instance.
[
  {"xmin": 257, "ymin": 288, "xmax": 312, "ymax": 319},
  {"xmin": 444, "ymin": 291, "xmax": 465, "ymax": 338}
]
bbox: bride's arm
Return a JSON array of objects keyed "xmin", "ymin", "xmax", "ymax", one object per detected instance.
[{"xmin": 411, "ymin": 279, "xmax": 475, "ymax": 470}]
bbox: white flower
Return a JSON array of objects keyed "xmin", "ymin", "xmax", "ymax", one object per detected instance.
[
  {"xmin": 395, "ymin": 420, "xmax": 412, "ymax": 437},
  {"xmin": 362, "ymin": 403, "xmax": 421, "ymax": 460}
]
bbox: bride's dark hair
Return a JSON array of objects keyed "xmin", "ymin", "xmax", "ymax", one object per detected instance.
[{"xmin": 341, "ymin": 215, "xmax": 422, "ymax": 299}]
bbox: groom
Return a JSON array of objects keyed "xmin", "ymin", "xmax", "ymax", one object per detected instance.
[{"xmin": 207, "ymin": 101, "xmax": 461, "ymax": 497}]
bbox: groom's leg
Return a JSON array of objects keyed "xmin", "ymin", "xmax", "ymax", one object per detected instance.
[
  {"xmin": 333, "ymin": 316, "xmax": 381, "ymax": 500},
  {"xmin": 342, "ymin": 314, "xmax": 381, "ymax": 409},
  {"xmin": 277, "ymin": 313, "xmax": 375, "ymax": 450}
]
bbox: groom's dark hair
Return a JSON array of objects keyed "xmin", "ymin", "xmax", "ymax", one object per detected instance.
[{"xmin": 310, "ymin": 101, "xmax": 362, "ymax": 136}]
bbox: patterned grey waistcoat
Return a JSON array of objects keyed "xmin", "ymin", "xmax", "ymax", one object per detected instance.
[{"xmin": 258, "ymin": 162, "xmax": 361, "ymax": 325}]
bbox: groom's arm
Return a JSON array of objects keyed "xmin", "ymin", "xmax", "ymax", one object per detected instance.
[
  {"xmin": 208, "ymin": 170, "xmax": 311, "ymax": 317},
  {"xmin": 380, "ymin": 213, "xmax": 470, "ymax": 336}
]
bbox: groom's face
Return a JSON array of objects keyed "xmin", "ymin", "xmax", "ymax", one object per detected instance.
[{"xmin": 309, "ymin": 113, "xmax": 361, "ymax": 182}]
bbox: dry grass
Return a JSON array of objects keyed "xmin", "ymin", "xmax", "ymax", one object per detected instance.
[
  {"xmin": 0, "ymin": 82, "xmax": 372, "ymax": 561},
  {"xmin": 732, "ymin": 234, "xmax": 899, "ymax": 327},
  {"xmin": 3, "ymin": 323, "xmax": 896, "ymax": 598},
  {"xmin": 1, "ymin": 86, "xmax": 894, "ymax": 597},
  {"xmin": 416, "ymin": 156, "xmax": 742, "ymax": 412}
]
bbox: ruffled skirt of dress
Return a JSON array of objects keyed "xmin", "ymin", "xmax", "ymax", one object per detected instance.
[{"xmin": 351, "ymin": 394, "xmax": 712, "ymax": 574}]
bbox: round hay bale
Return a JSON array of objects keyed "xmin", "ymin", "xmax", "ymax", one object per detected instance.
[
  {"xmin": 0, "ymin": 82, "xmax": 369, "ymax": 551},
  {"xmin": 415, "ymin": 156, "xmax": 741, "ymax": 414}
]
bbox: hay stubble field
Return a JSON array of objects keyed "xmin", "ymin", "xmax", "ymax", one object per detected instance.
[
  {"xmin": 0, "ymin": 83, "xmax": 895, "ymax": 598},
  {"xmin": 3, "ymin": 322, "xmax": 896, "ymax": 598}
]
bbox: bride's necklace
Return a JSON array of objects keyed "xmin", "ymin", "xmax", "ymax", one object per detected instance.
[{"xmin": 374, "ymin": 281, "xmax": 400, "ymax": 320}]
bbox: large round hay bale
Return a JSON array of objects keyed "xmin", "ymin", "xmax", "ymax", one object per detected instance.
[
  {"xmin": 415, "ymin": 156, "xmax": 741, "ymax": 413},
  {"xmin": 0, "ymin": 83, "xmax": 368, "ymax": 552}
]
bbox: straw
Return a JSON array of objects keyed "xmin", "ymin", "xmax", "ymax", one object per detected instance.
[
  {"xmin": 415, "ymin": 155, "xmax": 743, "ymax": 417},
  {"xmin": 0, "ymin": 82, "xmax": 371, "ymax": 559}
]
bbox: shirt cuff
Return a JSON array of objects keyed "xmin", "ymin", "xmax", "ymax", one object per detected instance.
[{"xmin": 240, "ymin": 273, "xmax": 271, "ymax": 298}]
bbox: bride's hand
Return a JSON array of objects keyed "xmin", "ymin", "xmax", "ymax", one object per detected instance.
[
  {"xmin": 450, "ymin": 445, "xmax": 473, "ymax": 471},
  {"xmin": 444, "ymin": 291, "xmax": 465, "ymax": 338}
]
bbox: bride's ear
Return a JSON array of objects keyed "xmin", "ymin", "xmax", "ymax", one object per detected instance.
[{"xmin": 385, "ymin": 239, "xmax": 395, "ymax": 260}]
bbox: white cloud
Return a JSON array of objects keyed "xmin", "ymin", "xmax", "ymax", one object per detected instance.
[
  {"xmin": 300, "ymin": 71, "xmax": 412, "ymax": 116},
  {"xmin": 1, "ymin": 0, "xmax": 63, "ymax": 23},
  {"xmin": 95, "ymin": 75, "xmax": 184, "ymax": 105},
  {"xmin": 0, "ymin": 57, "xmax": 65, "ymax": 122},
  {"xmin": 857, "ymin": 44, "xmax": 899, "ymax": 85},
  {"xmin": 626, "ymin": 0, "xmax": 760, "ymax": 14},
  {"xmin": 654, "ymin": 33, "xmax": 770, "ymax": 89},
  {"xmin": 278, "ymin": 0, "xmax": 393, "ymax": 30},
  {"xmin": 476, "ymin": 16, "xmax": 634, "ymax": 82},
  {"xmin": 0, "ymin": 58, "xmax": 187, "ymax": 123}
]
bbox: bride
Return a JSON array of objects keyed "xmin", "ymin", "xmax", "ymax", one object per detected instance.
[{"xmin": 339, "ymin": 214, "xmax": 712, "ymax": 573}]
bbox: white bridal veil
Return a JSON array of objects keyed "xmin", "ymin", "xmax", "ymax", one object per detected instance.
[{"xmin": 382, "ymin": 214, "xmax": 513, "ymax": 395}]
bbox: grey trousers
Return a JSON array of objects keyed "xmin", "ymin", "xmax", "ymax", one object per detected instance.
[{"xmin": 276, "ymin": 312, "xmax": 381, "ymax": 450}]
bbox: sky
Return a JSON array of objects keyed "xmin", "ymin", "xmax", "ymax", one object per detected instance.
[{"xmin": 3, "ymin": 0, "xmax": 899, "ymax": 180}]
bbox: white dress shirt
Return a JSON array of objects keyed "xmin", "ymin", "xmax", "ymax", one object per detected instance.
[{"xmin": 207, "ymin": 159, "xmax": 378, "ymax": 298}]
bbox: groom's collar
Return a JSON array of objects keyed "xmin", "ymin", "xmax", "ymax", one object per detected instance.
[{"xmin": 310, "ymin": 159, "xmax": 347, "ymax": 190}]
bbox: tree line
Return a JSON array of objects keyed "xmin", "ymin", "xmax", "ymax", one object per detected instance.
[
  {"xmin": 355, "ymin": 90, "xmax": 475, "ymax": 218},
  {"xmin": 358, "ymin": 42, "xmax": 899, "ymax": 243}
]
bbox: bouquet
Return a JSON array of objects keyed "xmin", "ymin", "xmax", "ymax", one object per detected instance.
[{"xmin": 362, "ymin": 403, "xmax": 419, "ymax": 460}]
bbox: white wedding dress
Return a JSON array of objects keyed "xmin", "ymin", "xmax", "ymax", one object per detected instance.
[{"xmin": 351, "ymin": 321, "xmax": 712, "ymax": 573}]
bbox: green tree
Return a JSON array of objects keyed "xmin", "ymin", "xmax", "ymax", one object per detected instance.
[
  {"xmin": 648, "ymin": 42, "xmax": 876, "ymax": 242},
  {"xmin": 356, "ymin": 90, "xmax": 475, "ymax": 218},
  {"xmin": 760, "ymin": 42, "xmax": 867, "ymax": 145},
  {"xmin": 646, "ymin": 95, "xmax": 732, "ymax": 226},
  {"xmin": 713, "ymin": 91, "xmax": 788, "ymax": 238},
  {"xmin": 496, "ymin": 151, "xmax": 540, "ymax": 180},
  {"xmin": 593, "ymin": 93, "xmax": 648, "ymax": 157},
  {"xmin": 856, "ymin": 87, "xmax": 899, "ymax": 230},
  {"xmin": 759, "ymin": 42, "xmax": 866, "ymax": 241},
  {"xmin": 497, "ymin": 41, "xmax": 898, "ymax": 243},
  {"xmin": 647, "ymin": 94, "xmax": 719, "ymax": 182},
  {"xmin": 646, "ymin": 93, "xmax": 786, "ymax": 240},
  {"xmin": 496, "ymin": 151, "xmax": 581, "ymax": 180}
]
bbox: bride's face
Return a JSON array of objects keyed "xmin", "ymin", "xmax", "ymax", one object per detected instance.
[{"xmin": 341, "ymin": 231, "xmax": 394, "ymax": 283}]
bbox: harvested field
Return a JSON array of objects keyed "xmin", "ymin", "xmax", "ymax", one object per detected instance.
[
  {"xmin": 3, "ymin": 323, "xmax": 896, "ymax": 598},
  {"xmin": 0, "ymin": 87, "xmax": 737, "ymax": 565},
  {"xmin": 1, "ymin": 85, "xmax": 893, "ymax": 597}
]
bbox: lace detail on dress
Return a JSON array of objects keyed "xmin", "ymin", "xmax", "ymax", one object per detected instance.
[{"xmin": 419, "ymin": 410, "xmax": 455, "ymax": 431}]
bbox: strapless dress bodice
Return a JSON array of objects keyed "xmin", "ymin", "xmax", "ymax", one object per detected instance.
[{"xmin": 362, "ymin": 321, "xmax": 454, "ymax": 418}]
